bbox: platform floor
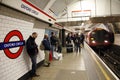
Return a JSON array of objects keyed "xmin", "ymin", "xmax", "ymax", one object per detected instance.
[{"xmin": 28, "ymin": 47, "xmax": 117, "ymax": 80}]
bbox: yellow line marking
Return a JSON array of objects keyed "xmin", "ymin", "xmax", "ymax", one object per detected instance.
[{"xmin": 90, "ymin": 51, "xmax": 111, "ymax": 80}]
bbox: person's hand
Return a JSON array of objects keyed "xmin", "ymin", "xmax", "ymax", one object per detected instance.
[{"xmin": 36, "ymin": 44, "xmax": 38, "ymax": 47}]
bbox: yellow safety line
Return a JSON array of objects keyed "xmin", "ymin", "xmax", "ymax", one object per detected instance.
[{"xmin": 90, "ymin": 52, "xmax": 111, "ymax": 80}]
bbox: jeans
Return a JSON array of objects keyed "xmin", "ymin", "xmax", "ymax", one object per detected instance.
[
  {"xmin": 51, "ymin": 45, "xmax": 56, "ymax": 57},
  {"xmin": 29, "ymin": 54, "xmax": 37, "ymax": 75},
  {"xmin": 75, "ymin": 45, "xmax": 81, "ymax": 53}
]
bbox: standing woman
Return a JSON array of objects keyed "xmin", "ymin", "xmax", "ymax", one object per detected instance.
[{"xmin": 42, "ymin": 34, "xmax": 51, "ymax": 67}]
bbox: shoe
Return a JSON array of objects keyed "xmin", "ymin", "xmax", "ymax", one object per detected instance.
[
  {"xmin": 32, "ymin": 74, "xmax": 40, "ymax": 77},
  {"xmin": 48, "ymin": 63, "xmax": 50, "ymax": 67},
  {"xmin": 44, "ymin": 65, "xmax": 48, "ymax": 67},
  {"xmin": 44, "ymin": 63, "xmax": 50, "ymax": 67}
]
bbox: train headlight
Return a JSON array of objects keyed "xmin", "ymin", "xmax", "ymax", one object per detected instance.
[
  {"xmin": 104, "ymin": 40, "xmax": 108, "ymax": 43},
  {"xmin": 92, "ymin": 41, "xmax": 96, "ymax": 44},
  {"xmin": 91, "ymin": 38, "xmax": 94, "ymax": 40}
]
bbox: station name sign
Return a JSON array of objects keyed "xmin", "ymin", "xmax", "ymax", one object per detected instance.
[
  {"xmin": 21, "ymin": 4, "xmax": 39, "ymax": 15},
  {"xmin": 0, "ymin": 30, "xmax": 25, "ymax": 59},
  {"xmin": 0, "ymin": 41, "xmax": 25, "ymax": 50}
]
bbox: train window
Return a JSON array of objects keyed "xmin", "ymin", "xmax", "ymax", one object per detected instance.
[{"xmin": 105, "ymin": 34, "xmax": 109, "ymax": 37}]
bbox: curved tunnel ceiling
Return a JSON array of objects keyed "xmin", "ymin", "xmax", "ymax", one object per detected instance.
[
  {"xmin": 28, "ymin": 0, "xmax": 79, "ymax": 17},
  {"xmin": 28, "ymin": 0, "xmax": 50, "ymax": 10},
  {"xmin": 26, "ymin": 0, "xmax": 120, "ymax": 28}
]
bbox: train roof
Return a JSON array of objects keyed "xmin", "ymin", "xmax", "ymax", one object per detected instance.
[{"xmin": 84, "ymin": 23, "xmax": 114, "ymax": 32}]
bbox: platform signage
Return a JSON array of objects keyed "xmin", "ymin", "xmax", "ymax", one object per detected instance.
[
  {"xmin": 21, "ymin": 3, "xmax": 39, "ymax": 15},
  {"xmin": 72, "ymin": 10, "xmax": 91, "ymax": 17},
  {"xmin": 0, "ymin": 30, "xmax": 25, "ymax": 59},
  {"xmin": 0, "ymin": 41, "xmax": 25, "ymax": 50},
  {"xmin": 1, "ymin": 0, "xmax": 55, "ymax": 24}
]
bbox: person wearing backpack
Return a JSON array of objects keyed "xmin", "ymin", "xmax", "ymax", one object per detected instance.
[
  {"xmin": 26, "ymin": 32, "xmax": 39, "ymax": 77},
  {"xmin": 42, "ymin": 34, "xmax": 51, "ymax": 67}
]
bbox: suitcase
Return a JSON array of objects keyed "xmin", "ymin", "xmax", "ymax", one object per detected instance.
[{"xmin": 66, "ymin": 44, "xmax": 73, "ymax": 53}]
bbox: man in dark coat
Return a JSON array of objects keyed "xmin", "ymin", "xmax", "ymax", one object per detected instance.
[
  {"xmin": 26, "ymin": 32, "xmax": 39, "ymax": 77},
  {"xmin": 74, "ymin": 33, "xmax": 81, "ymax": 53},
  {"xmin": 80, "ymin": 33, "xmax": 85, "ymax": 46},
  {"xmin": 50, "ymin": 32, "xmax": 57, "ymax": 57}
]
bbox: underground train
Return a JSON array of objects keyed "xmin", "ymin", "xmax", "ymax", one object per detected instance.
[{"xmin": 85, "ymin": 23, "xmax": 114, "ymax": 49}]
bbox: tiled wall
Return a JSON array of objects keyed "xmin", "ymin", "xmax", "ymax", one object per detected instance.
[
  {"xmin": 114, "ymin": 23, "xmax": 120, "ymax": 45},
  {"xmin": 0, "ymin": 5, "xmax": 46, "ymax": 80},
  {"xmin": 114, "ymin": 34, "xmax": 120, "ymax": 46}
]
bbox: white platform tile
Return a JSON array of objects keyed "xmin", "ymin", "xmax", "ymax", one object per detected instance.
[{"xmin": 0, "ymin": 14, "xmax": 45, "ymax": 80}]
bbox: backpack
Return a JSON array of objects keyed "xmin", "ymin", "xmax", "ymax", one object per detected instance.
[{"xmin": 39, "ymin": 41, "xmax": 45, "ymax": 50}]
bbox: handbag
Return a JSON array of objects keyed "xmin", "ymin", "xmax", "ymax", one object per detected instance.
[
  {"xmin": 39, "ymin": 41, "xmax": 45, "ymax": 50},
  {"xmin": 49, "ymin": 51, "xmax": 52, "ymax": 61}
]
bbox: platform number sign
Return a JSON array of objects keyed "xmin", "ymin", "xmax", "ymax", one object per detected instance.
[{"xmin": 0, "ymin": 30, "xmax": 25, "ymax": 59}]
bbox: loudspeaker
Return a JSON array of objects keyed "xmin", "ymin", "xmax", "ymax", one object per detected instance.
[{"xmin": 49, "ymin": 24, "xmax": 52, "ymax": 27}]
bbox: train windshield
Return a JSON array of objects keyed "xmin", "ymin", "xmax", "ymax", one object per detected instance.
[{"xmin": 91, "ymin": 30, "xmax": 109, "ymax": 42}]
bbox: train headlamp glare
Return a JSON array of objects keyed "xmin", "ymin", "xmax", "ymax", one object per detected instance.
[
  {"xmin": 104, "ymin": 40, "xmax": 108, "ymax": 43},
  {"xmin": 92, "ymin": 41, "xmax": 96, "ymax": 44}
]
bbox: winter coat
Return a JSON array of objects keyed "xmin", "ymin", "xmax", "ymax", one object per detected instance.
[
  {"xmin": 26, "ymin": 36, "xmax": 38, "ymax": 55},
  {"xmin": 42, "ymin": 39, "xmax": 51, "ymax": 51},
  {"xmin": 50, "ymin": 36, "xmax": 57, "ymax": 45}
]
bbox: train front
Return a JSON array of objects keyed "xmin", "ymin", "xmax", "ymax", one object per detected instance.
[{"xmin": 86, "ymin": 23, "xmax": 114, "ymax": 49}]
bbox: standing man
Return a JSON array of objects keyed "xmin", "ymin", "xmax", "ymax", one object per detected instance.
[
  {"xmin": 50, "ymin": 32, "xmax": 57, "ymax": 57},
  {"xmin": 74, "ymin": 33, "xmax": 81, "ymax": 54},
  {"xmin": 66, "ymin": 33, "xmax": 72, "ymax": 44},
  {"xmin": 80, "ymin": 33, "xmax": 85, "ymax": 47},
  {"xmin": 26, "ymin": 32, "xmax": 39, "ymax": 77},
  {"xmin": 42, "ymin": 34, "xmax": 51, "ymax": 67}
]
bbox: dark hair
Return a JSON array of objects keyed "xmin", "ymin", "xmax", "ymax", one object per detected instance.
[
  {"xmin": 51, "ymin": 32, "xmax": 54, "ymax": 35},
  {"xmin": 32, "ymin": 32, "xmax": 37, "ymax": 35},
  {"xmin": 44, "ymin": 34, "xmax": 48, "ymax": 39}
]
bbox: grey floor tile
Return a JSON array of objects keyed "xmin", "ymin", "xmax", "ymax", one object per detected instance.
[{"xmin": 30, "ymin": 52, "xmax": 86, "ymax": 80}]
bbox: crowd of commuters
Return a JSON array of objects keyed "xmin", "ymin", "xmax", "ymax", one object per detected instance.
[
  {"xmin": 26, "ymin": 32, "xmax": 84, "ymax": 77},
  {"xmin": 26, "ymin": 32, "xmax": 62, "ymax": 77},
  {"xmin": 66, "ymin": 32, "xmax": 85, "ymax": 53}
]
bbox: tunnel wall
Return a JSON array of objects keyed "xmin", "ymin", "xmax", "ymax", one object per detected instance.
[
  {"xmin": 114, "ymin": 23, "xmax": 120, "ymax": 45},
  {"xmin": 0, "ymin": 4, "xmax": 58, "ymax": 80},
  {"xmin": 114, "ymin": 34, "xmax": 120, "ymax": 45}
]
